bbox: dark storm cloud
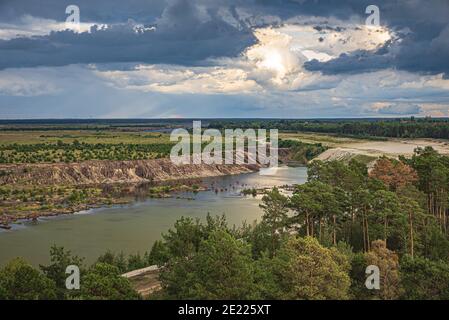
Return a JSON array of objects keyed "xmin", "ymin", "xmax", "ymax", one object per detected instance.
[
  {"xmin": 0, "ymin": 0, "xmax": 448, "ymax": 75},
  {"xmin": 270, "ymin": 0, "xmax": 449, "ymax": 77},
  {"xmin": 300, "ymin": 0, "xmax": 449, "ymax": 77},
  {"xmin": 0, "ymin": 25, "xmax": 255, "ymax": 69},
  {"xmin": 305, "ymin": 46, "xmax": 393, "ymax": 75},
  {"xmin": 0, "ymin": 0, "xmax": 167, "ymax": 23},
  {"xmin": 305, "ymin": 27, "xmax": 449, "ymax": 77},
  {"xmin": 0, "ymin": 0, "xmax": 257, "ymax": 69}
]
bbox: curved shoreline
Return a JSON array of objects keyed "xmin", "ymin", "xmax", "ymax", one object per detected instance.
[{"xmin": 0, "ymin": 164, "xmax": 261, "ymax": 229}]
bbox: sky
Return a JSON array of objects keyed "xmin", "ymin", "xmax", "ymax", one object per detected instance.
[{"xmin": 0, "ymin": 0, "xmax": 449, "ymax": 119}]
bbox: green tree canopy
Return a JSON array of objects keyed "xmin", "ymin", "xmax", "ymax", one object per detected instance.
[
  {"xmin": 79, "ymin": 263, "xmax": 140, "ymax": 300},
  {"xmin": 261, "ymin": 236, "xmax": 351, "ymax": 300},
  {"xmin": 160, "ymin": 229, "xmax": 258, "ymax": 299},
  {"xmin": 0, "ymin": 258, "xmax": 57, "ymax": 300},
  {"xmin": 40, "ymin": 245, "xmax": 85, "ymax": 299}
]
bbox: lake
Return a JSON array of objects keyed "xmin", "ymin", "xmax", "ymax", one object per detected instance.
[{"xmin": 0, "ymin": 166, "xmax": 307, "ymax": 266}]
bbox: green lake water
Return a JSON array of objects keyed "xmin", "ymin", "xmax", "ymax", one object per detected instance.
[{"xmin": 0, "ymin": 166, "xmax": 307, "ymax": 266}]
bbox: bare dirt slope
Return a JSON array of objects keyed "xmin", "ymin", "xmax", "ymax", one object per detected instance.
[{"xmin": 0, "ymin": 158, "xmax": 260, "ymax": 186}]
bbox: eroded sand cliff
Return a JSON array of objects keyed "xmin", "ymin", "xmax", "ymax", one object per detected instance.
[{"xmin": 0, "ymin": 158, "xmax": 261, "ymax": 186}]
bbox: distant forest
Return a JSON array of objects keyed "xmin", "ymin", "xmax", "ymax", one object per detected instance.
[
  {"xmin": 2, "ymin": 118, "xmax": 449, "ymax": 139},
  {"xmin": 208, "ymin": 118, "xmax": 449, "ymax": 139}
]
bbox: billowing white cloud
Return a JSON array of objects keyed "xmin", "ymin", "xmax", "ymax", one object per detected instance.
[
  {"xmin": 91, "ymin": 21, "xmax": 392, "ymax": 94},
  {"xmin": 93, "ymin": 64, "xmax": 262, "ymax": 94}
]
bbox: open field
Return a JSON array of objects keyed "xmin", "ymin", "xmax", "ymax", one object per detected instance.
[
  {"xmin": 0, "ymin": 130, "xmax": 171, "ymax": 145},
  {"xmin": 279, "ymin": 132, "xmax": 374, "ymax": 147},
  {"xmin": 3, "ymin": 128, "xmax": 449, "ymax": 165},
  {"xmin": 0, "ymin": 130, "xmax": 174, "ymax": 164}
]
